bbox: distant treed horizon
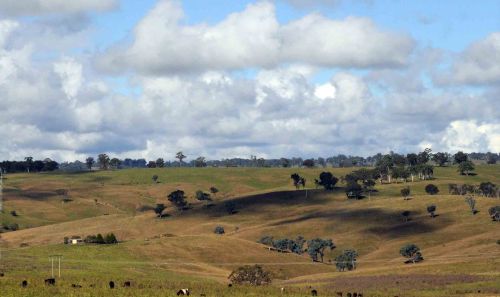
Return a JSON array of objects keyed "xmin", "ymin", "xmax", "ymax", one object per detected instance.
[{"xmin": 0, "ymin": 0, "xmax": 498, "ymax": 161}]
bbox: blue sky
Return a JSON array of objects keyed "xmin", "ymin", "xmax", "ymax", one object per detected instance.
[{"xmin": 0, "ymin": 0, "xmax": 498, "ymax": 161}]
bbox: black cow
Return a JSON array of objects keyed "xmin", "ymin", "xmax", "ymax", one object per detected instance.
[
  {"xmin": 0, "ymin": 272, "xmax": 4, "ymax": 277},
  {"xmin": 109, "ymin": 281, "xmax": 115, "ymax": 289},
  {"xmin": 21, "ymin": 280, "xmax": 28, "ymax": 287},
  {"xmin": 71, "ymin": 284, "xmax": 82, "ymax": 288},
  {"xmin": 311, "ymin": 289, "xmax": 318, "ymax": 296},
  {"xmin": 336, "ymin": 292, "xmax": 343, "ymax": 297},
  {"xmin": 177, "ymin": 288, "xmax": 190, "ymax": 295},
  {"xmin": 45, "ymin": 278, "xmax": 56, "ymax": 286},
  {"xmin": 123, "ymin": 281, "xmax": 131, "ymax": 287},
  {"xmin": 228, "ymin": 283, "xmax": 233, "ymax": 287}
]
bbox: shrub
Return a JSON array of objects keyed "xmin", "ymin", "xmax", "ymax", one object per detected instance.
[
  {"xmin": 104, "ymin": 233, "xmax": 118, "ymax": 244},
  {"xmin": 228, "ymin": 265, "xmax": 271, "ymax": 286},
  {"xmin": 400, "ymin": 244, "xmax": 423, "ymax": 263},
  {"xmin": 401, "ymin": 187, "xmax": 410, "ymax": 200},
  {"xmin": 214, "ymin": 226, "xmax": 225, "ymax": 234},
  {"xmin": 425, "ymin": 184, "xmax": 439, "ymax": 195},
  {"xmin": 488, "ymin": 206, "xmax": 500, "ymax": 221},
  {"xmin": 426, "ymin": 205, "xmax": 437, "ymax": 218}
]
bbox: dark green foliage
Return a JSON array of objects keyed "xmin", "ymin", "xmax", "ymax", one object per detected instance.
[
  {"xmin": 318, "ymin": 172, "xmax": 338, "ymax": 190},
  {"xmin": 479, "ymin": 182, "xmax": 497, "ymax": 197},
  {"xmin": 307, "ymin": 238, "xmax": 335, "ymax": 262},
  {"xmin": 258, "ymin": 236, "xmax": 305, "ymax": 255},
  {"xmin": 302, "ymin": 159, "xmax": 315, "ymax": 168},
  {"xmin": 458, "ymin": 161, "xmax": 475, "ymax": 175},
  {"xmin": 488, "ymin": 206, "xmax": 500, "ymax": 221},
  {"xmin": 154, "ymin": 204, "xmax": 166, "ymax": 217},
  {"xmin": 425, "ymin": 184, "xmax": 439, "ymax": 195},
  {"xmin": 155, "ymin": 158, "xmax": 165, "ymax": 168},
  {"xmin": 84, "ymin": 233, "xmax": 117, "ymax": 244},
  {"xmin": 400, "ymin": 244, "xmax": 423, "ymax": 263},
  {"xmin": 225, "ymin": 201, "xmax": 237, "ymax": 214},
  {"xmin": 427, "ymin": 205, "xmax": 437, "ymax": 218},
  {"xmin": 432, "ymin": 152, "xmax": 449, "ymax": 166},
  {"xmin": 290, "ymin": 173, "xmax": 306, "ymax": 189},
  {"xmin": 167, "ymin": 190, "xmax": 187, "ymax": 210},
  {"xmin": 465, "ymin": 196, "xmax": 477, "ymax": 215},
  {"xmin": 454, "ymin": 151, "xmax": 468, "ymax": 164},
  {"xmin": 214, "ymin": 226, "xmax": 225, "ymax": 234},
  {"xmin": 401, "ymin": 187, "xmax": 410, "ymax": 199},
  {"xmin": 345, "ymin": 182, "xmax": 363, "ymax": 199},
  {"xmin": 335, "ymin": 249, "xmax": 358, "ymax": 272},
  {"xmin": 228, "ymin": 265, "xmax": 271, "ymax": 286}
]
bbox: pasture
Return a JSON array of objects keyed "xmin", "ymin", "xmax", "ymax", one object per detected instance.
[{"xmin": 0, "ymin": 165, "xmax": 499, "ymax": 296}]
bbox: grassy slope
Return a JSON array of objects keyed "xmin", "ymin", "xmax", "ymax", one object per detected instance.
[{"xmin": 0, "ymin": 165, "xmax": 499, "ymax": 296}]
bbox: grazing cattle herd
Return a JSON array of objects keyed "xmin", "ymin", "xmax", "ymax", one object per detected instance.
[{"xmin": 5, "ymin": 275, "xmax": 403, "ymax": 296}]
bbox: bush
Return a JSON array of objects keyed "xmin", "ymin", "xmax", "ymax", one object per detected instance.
[
  {"xmin": 488, "ymin": 206, "xmax": 500, "ymax": 221},
  {"xmin": 214, "ymin": 226, "xmax": 225, "ymax": 234},
  {"xmin": 425, "ymin": 184, "xmax": 439, "ymax": 195},
  {"xmin": 228, "ymin": 265, "xmax": 271, "ymax": 286}
]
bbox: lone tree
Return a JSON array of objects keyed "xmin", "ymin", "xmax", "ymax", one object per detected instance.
[
  {"xmin": 214, "ymin": 226, "xmax": 225, "ymax": 234},
  {"xmin": 154, "ymin": 204, "xmax": 166, "ymax": 217},
  {"xmin": 401, "ymin": 210, "xmax": 411, "ymax": 222},
  {"xmin": 425, "ymin": 184, "xmax": 439, "ymax": 195},
  {"xmin": 194, "ymin": 156, "xmax": 207, "ymax": 167},
  {"xmin": 85, "ymin": 157, "xmax": 95, "ymax": 171},
  {"xmin": 318, "ymin": 172, "xmax": 338, "ymax": 190},
  {"xmin": 196, "ymin": 190, "xmax": 212, "ymax": 207},
  {"xmin": 228, "ymin": 265, "xmax": 271, "ymax": 286},
  {"xmin": 110, "ymin": 158, "xmax": 121, "ymax": 169},
  {"xmin": 175, "ymin": 152, "xmax": 186, "ymax": 167},
  {"xmin": 458, "ymin": 160, "xmax": 475, "ymax": 176},
  {"xmin": 465, "ymin": 196, "xmax": 477, "ymax": 215},
  {"xmin": 307, "ymin": 238, "xmax": 335, "ymax": 262},
  {"xmin": 427, "ymin": 205, "xmax": 437, "ymax": 218},
  {"xmin": 290, "ymin": 173, "xmax": 305, "ymax": 189},
  {"xmin": 302, "ymin": 159, "xmax": 315, "ymax": 168},
  {"xmin": 335, "ymin": 249, "xmax": 358, "ymax": 272},
  {"xmin": 98, "ymin": 154, "xmax": 110, "ymax": 170},
  {"xmin": 167, "ymin": 190, "xmax": 187, "ymax": 210},
  {"xmin": 209, "ymin": 186, "xmax": 219, "ymax": 198},
  {"xmin": 400, "ymin": 244, "xmax": 423, "ymax": 263},
  {"xmin": 401, "ymin": 187, "xmax": 411, "ymax": 200}
]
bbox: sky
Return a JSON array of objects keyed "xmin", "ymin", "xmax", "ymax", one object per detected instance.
[{"xmin": 0, "ymin": 0, "xmax": 499, "ymax": 162}]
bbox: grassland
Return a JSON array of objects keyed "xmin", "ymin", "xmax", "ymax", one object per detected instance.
[{"xmin": 0, "ymin": 165, "xmax": 499, "ymax": 296}]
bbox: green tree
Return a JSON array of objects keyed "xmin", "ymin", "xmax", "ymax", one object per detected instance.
[
  {"xmin": 302, "ymin": 159, "xmax": 315, "ymax": 168},
  {"xmin": 156, "ymin": 158, "xmax": 165, "ymax": 168},
  {"xmin": 307, "ymin": 238, "xmax": 335, "ymax": 262},
  {"xmin": 104, "ymin": 233, "xmax": 118, "ymax": 244},
  {"xmin": 98, "ymin": 154, "xmax": 110, "ymax": 170},
  {"xmin": 154, "ymin": 203, "xmax": 166, "ymax": 217},
  {"xmin": 176, "ymin": 152, "xmax": 186, "ymax": 167},
  {"xmin": 425, "ymin": 184, "xmax": 439, "ymax": 195},
  {"xmin": 427, "ymin": 205, "xmax": 437, "ymax": 218},
  {"xmin": 24, "ymin": 157, "xmax": 33, "ymax": 173},
  {"xmin": 318, "ymin": 172, "xmax": 338, "ymax": 190},
  {"xmin": 432, "ymin": 152, "xmax": 449, "ymax": 166},
  {"xmin": 85, "ymin": 157, "xmax": 95, "ymax": 171},
  {"xmin": 335, "ymin": 249, "xmax": 358, "ymax": 271},
  {"xmin": 400, "ymin": 244, "xmax": 423, "ymax": 263},
  {"xmin": 194, "ymin": 156, "xmax": 207, "ymax": 167},
  {"xmin": 454, "ymin": 151, "xmax": 468, "ymax": 164},
  {"xmin": 401, "ymin": 187, "xmax": 410, "ymax": 200},
  {"xmin": 167, "ymin": 190, "xmax": 187, "ymax": 210},
  {"xmin": 458, "ymin": 160, "xmax": 475, "ymax": 176},
  {"xmin": 110, "ymin": 158, "xmax": 121, "ymax": 169}
]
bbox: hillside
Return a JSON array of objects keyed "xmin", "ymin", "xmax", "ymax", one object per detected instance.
[{"xmin": 0, "ymin": 165, "xmax": 499, "ymax": 296}]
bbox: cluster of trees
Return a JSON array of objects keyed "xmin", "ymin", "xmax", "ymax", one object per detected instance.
[
  {"xmin": 335, "ymin": 250, "xmax": 358, "ymax": 272},
  {"xmin": 448, "ymin": 182, "xmax": 499, "ymax": 197},
  {"xmin": 82, "ymin": 233, "xmax": 118, "ymax": 244},
  {"xmin": 259, "ymin": 236, "xmax": 306, "ymax": 255},
  {"xmin": 0, "ymin": 158, "xmax": 58, "ymax": 173}
]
